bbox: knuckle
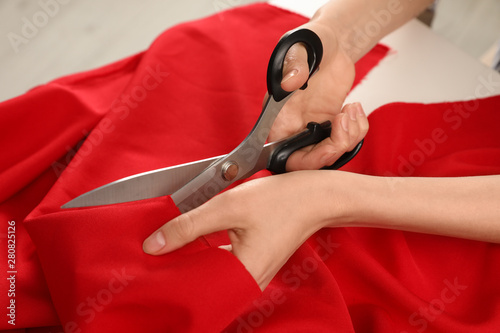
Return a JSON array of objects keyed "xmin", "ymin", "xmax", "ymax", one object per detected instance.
[
  {"xmin": 332, "ymin": 130, "xmax": 350, "ymax": 153},
  {"xmin": 172, "ymin": 214, "xmax": 196, "ymax": 241},
  {"xmin": 338, "ymin": 138, "xmax": 350, "ymax": 153},
  {"xmin": 283, "ymin": 51, "xmax": 297, "ymax": 65},
  {"xmin": 283, "ymin": 44, "xmax": 308, "ymax": 68},
  {"xmin": 349, "ymin": 122, "xmax": 360, "ymax": 137}
]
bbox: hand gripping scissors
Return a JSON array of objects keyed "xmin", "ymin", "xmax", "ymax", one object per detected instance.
[{"xmin": 62, "ymin": 28, "xmax": 363, "ymax": 212}]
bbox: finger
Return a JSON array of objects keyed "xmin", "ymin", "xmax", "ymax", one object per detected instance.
[
  {"xmin": 143, "ymin": 198, "xmax": 235, "ymax": 255},
  {"xmin": 344, "ymin": 102, "xmax": 368, "ymax": 151},
  {"xmin": 285, "ymin": 137, "xmax": 339, "ymax": 171},
  {"xmin": 285, "ymin": 103, "xmax": 368, "ymax": 171},
  {"xmin": 356, "ymin": 103, "xmax": 369, "ymax": 142},
  {"xmin": 320, "ymin": 103, "xmax": 367, "ymax": 164},
  {"xmin": 322, "ymin": 103, "xmax": 368, "ymax": 163},
  {"xmin": 343, "ymin": 103, "xmax": 361, "ymax": 151},
  {"xmin": 281, "ymin": 42, "xmax": 309, "ymax": 93}
]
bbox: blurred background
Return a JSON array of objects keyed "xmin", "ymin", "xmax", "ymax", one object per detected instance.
[
  {"xmin": 0, "ymin": 0, "xmax": 261, "ymax": 102},
  {"xmin": 0, "ymin": 0, "xmax": 498, "ymax": 102}
]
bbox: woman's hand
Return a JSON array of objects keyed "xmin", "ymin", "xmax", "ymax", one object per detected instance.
[
  {"xmin": 143, "ymin": 171, "xmax": 351, "ymax": 290},
  {"xmin": 142, "ymin": 21, "xmax": 370, "ymax": 291},
  {"xmin": 142, "ymin": 0, "xmax": 445, "ymax": 293},
  {"xmin": 271, "ymin": 21, "xmax": 368, "ymax": 171}
]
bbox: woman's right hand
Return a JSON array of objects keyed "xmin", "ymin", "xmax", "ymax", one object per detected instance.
[{"xmin": 268, "ymin": 20, "xmax": 368, "ymax": 172}]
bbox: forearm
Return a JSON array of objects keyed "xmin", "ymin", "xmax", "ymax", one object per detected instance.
[
  {"xmin": 311, "ymin": 0, "xmax": 433, "ymax": 62},
  {"xmin": 325, "ymin": 172, "xmax": 500, "ymax": 243}
]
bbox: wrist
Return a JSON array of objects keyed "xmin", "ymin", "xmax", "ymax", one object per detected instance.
[
  {"xmin": 298, "ymin": 19, "xmax": 357, "ymax": 90},
  {"xmin": 308, "ymin": 4, "xmax": 374, "ymax": 63},
  {"xmin": 299, "ymin": 20, "xmax": 342, "ymax": 61},
  {"xmin": 318, "ymin": 171, "xmax": 388, "ymax": 229},
  {"xmin": 311, "ymin": 170, "xmax": 363, "ymax": 229},
  {"xmin": 307, "ymin": 0, "xmax": 434, "ymax": 63}
]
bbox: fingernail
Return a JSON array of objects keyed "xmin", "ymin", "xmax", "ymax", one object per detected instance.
[
  {"xmin": 281, "ymin": 69, "xmax": 298, "ymax": 84},
  {"xmin": 143, "ymin": 231, "xmax": 166, "ymax": 254},
  {"xmin": 341, "ymin": 113, "xmax": 349, "ymax": 132},
  {"xmin": 354, "ymin": 102, "xmax": 365, "ymax": 117},
  {"xmin": 348, "ymin": 104, "xmax": 357, "ymax": 120}
]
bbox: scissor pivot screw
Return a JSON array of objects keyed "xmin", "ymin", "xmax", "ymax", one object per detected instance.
[{"xmin": 221, "ymin": 161, "xmax": 239, "ymax": 181}]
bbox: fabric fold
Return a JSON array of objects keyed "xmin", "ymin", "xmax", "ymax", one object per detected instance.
[
  {"xmin": 3, "ymin": 2, "xmax": 394, "ymax": 332},
  {"xmin": 26, "ymin": 196, "xmax": 262, "ymax": 332}
]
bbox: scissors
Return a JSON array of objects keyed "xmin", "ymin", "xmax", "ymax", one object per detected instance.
[{"xmin": 62, "ymin": 28, "xmax": 363, "ymax": 213}]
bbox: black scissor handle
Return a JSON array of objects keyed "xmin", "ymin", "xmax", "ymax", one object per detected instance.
[
  {"xmin": 267, "ymin": 28, "xmax": 323, "ymax": 102},
  {"xmin": 268, "ymin": 121, "xmax": 363, "ymax": 174}
]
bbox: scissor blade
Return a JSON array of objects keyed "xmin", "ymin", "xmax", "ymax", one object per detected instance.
[
  {"xmin": 61, "ymin": 155, "xmax": 222, "ymax": 209},
  {"xmin": 61, "ymin": 141, "xmax": 280, "ymax": 209}
]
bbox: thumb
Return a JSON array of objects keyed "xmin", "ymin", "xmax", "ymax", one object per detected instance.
[
  {"xmin": 281, "ymin": 42, "xmax": 310, "ymax": 92},
  {"xmin": 143, "ymin": 203, "xmax": 231, "ymax": 255}
]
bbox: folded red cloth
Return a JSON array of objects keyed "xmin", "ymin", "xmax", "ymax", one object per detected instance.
[
  {"xmin": 0, "ymin": 3, "xmax": 388, "ymax": 332},
  {"xmin": 337, "ymin": 95, "xmax": 500, "ymax": 333},
  {"xmin": 8, "ymin": 3, "xmax": 499, "ymax": 333}
]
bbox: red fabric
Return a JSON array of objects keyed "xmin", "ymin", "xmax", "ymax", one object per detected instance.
[
  {"xmin": 335, "ymin": 96, "xmax": 500, "ymax": 333},
  {"xmin": 5, "ymin": 2, "xmax": 499, "ymax": 333},
  {"xmin": 0, "ymin": 52, "xmax": 143, "ymax": 332},
  {"xmin": 1, "ymin": 4, "xmax": 387, "ymax": 332}
]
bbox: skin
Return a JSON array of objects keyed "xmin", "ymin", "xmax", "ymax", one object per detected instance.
[{"xmin": 143, "ymin": 0, "xmax": 500, "ymax": 291}]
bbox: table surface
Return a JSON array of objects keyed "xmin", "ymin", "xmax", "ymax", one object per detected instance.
[{"xmin": 1, "ymin": 0, "xmax": 499, "ymax": 111}]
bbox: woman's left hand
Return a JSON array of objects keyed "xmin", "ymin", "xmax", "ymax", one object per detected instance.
[{"xmin": 143, "ymin": 170, "xmax": 349, "ymax": 290}]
